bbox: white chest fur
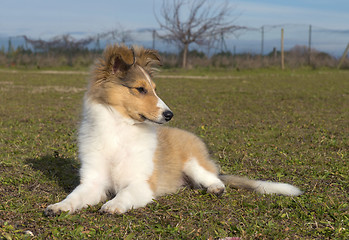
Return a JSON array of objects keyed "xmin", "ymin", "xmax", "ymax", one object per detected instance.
[{"xmin": 78, "ymin": 98, "xmax": 158, "ymax": 191}]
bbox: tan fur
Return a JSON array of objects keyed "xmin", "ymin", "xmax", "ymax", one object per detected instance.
[
  {"xmin": 88, "ymin": 45, "xmax": 224, "ymax": 195},
  {"xmin": 91, "ymin": 45, "xmax": 160, "ymax": 86},
  {"xmin": 92, "ymin": 44, "xmax": 301, "ymax": 199},
  {"xmin": 149, "ymin": 127, "xmax": 219, "ymax": 196},
  {"xmin": 92, "ymin": 45, "xmax": 302, "ymax": 198},
  {"xmin": 132, "ymin": 45, "xmax": 162, "ymax": 76},
  {"xmin": 88, "ymin": 45, "xmax": 163, "ymax": 123}
]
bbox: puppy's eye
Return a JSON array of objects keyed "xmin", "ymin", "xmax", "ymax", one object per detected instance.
[{"xmin": 136, "ymin": 87, "xmax": 147, "ymax": 94}]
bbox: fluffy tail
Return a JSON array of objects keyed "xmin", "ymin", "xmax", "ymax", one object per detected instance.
[{"xmin": 219, "ymin": 175, "xmax": 302, "ymax": 196}]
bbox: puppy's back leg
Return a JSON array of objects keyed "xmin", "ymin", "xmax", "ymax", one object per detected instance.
[{"xmin": 183, "ymin": 157, "xmax": 225, "ymax": 196}]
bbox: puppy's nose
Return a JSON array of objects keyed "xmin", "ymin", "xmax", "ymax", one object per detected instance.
[{"xmin": 163, "ymin": 110, "xmax": 174, "ymax": 122}]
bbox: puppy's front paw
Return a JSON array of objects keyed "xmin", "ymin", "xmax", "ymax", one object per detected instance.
[
  {"xmin": 45, "ymin": 201, "xmax": 74, "ymax": 216},
  {"xmin": 100, "ymin": 200, "xmax": 126, "ymax": 214}
]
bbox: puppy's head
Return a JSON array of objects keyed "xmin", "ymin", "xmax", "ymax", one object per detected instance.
[{"xmin": 89, "ymin": 45, "xmax": 173, "ymax": 124}]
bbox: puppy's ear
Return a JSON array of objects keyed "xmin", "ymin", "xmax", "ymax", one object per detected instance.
[
  {"xmin": 137, "ymin": 49, "xmax": 162, "ymax": 76},
  {"xmin": 107, "ymin": 47, "xmax": 135, "ymax": 75},
  {"xmin": 143, "ymin": 49, "xmax": 162, "ymax": 67}
]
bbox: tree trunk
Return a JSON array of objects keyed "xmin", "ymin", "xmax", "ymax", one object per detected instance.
[{"xmin": 182, "ymin": 43, "xmax": 189, "ymax": 68}]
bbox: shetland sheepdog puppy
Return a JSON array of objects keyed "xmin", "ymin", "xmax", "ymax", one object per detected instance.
[{"xmin": 45, "ymin": 45, "xmax": 302, "ymax": 215}]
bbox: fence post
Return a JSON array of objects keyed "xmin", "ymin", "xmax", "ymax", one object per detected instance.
[
  {"xmin": 7, "ymin": 37, "xmax": 12, "ymax": 57},
  {"xmin": 261, "ymin": 26, "xmax": 264, "ymax": 66},
  {"xmin": 281, "ymin": 28, "xmax": 285, "ymax": 70},
  {"xmin": 308, "ymin": 25, "xmax": 312, "ymax": 65},
  {"xmin": 337, "ymin": 43, "xmax": 349, "ymax": 69},
  {"xmin": 152, "ymin": 30, "xmax": 156, "ymax": 49},
  {"xmin": 273, "ymin": 47, "xmax": 277, "ymax": 61},
  {"xmin": 261, "ymin": 26, "xmax": 264, "ymax": 56}
]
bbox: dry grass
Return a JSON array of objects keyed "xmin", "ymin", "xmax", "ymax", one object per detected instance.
[{"xmin": 0, "ymin": 68, "xmax": 348, "ymax": 239}]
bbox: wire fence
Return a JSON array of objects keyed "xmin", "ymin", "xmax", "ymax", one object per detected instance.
[{"xmin": 1, "ymin": 23, "xmax": 348, "ymax": 69}]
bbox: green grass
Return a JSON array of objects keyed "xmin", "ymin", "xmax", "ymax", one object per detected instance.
[{"xmin": 0, "ymin": 68, "xmax": 348, "ymax": 239}]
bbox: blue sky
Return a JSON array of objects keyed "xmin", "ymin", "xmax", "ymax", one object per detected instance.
[{"xmin": 1, "ymin": 0, "xmax": 348, "ymax": 55}]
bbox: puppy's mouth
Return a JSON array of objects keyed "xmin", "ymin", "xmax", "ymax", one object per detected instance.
[{"xmin": 139, "ymin": 114, "xmax": 164, "ymax": 125}]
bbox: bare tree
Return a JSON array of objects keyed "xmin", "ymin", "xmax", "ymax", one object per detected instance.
[
  {"xmin": 156, "ymin": 0, "xmax": 243, "ymax": 68},
  {"xmin": 23, "ymin": 34, "xmax": 94, "ymax": 53},
  {"xmin": 23, "ymin": 25, "xmax": 133, "ymax": 54},
  {"xmin": 103, "ymin": 25, "xmax": 133, "ymax": 45}
]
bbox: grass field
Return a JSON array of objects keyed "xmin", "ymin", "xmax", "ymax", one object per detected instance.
[{"xmin": 0, "ymin": 68, "xmax": 348, "ymax": 239}]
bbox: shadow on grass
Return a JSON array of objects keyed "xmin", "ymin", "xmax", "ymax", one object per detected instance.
[{"xmin": 26, "ymin": 153, "xmax": 80, "ymax": 193}]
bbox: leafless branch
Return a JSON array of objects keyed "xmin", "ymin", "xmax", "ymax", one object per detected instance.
[
  {"xmin": 23, "ymin": 34, "xmax": 94, "ymax": 52},
  {"xmin": 155, "ymin": 0, "xmax": 244, "ymax": 67}
]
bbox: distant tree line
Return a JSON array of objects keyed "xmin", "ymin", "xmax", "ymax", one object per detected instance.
[
  {"xmin": 1, "ymin": 40, "xmax": 345, "ymax": 70},
  {"xmin": 0, "ymin": 0, "xmax": 348, "ymax": 69}
]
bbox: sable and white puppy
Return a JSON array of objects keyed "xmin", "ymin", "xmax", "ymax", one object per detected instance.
[{"xmin": 45, "ymin": 45, "xmax": 302, "ymax": 215}]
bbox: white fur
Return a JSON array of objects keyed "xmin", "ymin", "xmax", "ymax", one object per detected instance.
[
  {"xmin": 47, "ymin": 96, "xmax": 158, "ymax": 214},
  {"xmin": 183, "ymin": 158, "xmax": 222, "ymax": 187},
  {"xmin": 254, "ymin": 181, "xmax": 303, "ymax": 196},
  {"xmin": 183, "ymin": 158, "xmax": 225, "ymax": 193}
]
